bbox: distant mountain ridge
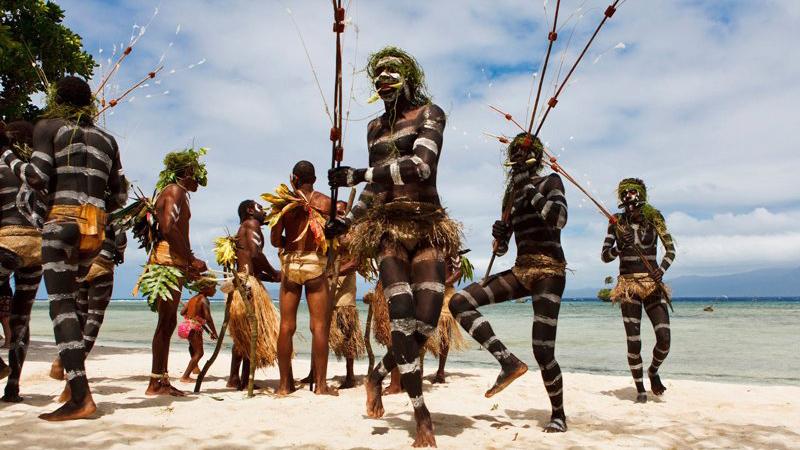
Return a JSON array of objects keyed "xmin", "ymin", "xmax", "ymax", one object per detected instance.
[{"xmin": 565, "ymin": 266, "xmax": 800, "ymax": 298}]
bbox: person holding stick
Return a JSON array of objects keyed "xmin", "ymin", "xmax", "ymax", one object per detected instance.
[
  {"xmin": 326, "ymin": 46, "xmax": 459, "ymax": 447},
  {"xmin": 449, "ymin": 133, "xmax": 569, "ymax": 433},
  {"xmin": 601, "ymin": 178, "xmax": 675, "ymax": 403},
  {"xmin": 225, "ymin": 200, "xmax": 281, "ymax": 391}
]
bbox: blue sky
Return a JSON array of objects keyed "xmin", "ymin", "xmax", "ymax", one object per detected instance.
[{"xmin": 44, "ymin": 0, "xmax": 800, "ymax": 297}]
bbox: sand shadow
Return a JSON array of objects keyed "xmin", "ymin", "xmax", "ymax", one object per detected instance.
[
  {"xmin": 504, "ymin": 407, "xmax": 553, "ymax": 429},
  {"xmin": 0, "ymin": 423, "xmax": 180, "ymax": 449},
  {"xmin": 377, "ymin": 411, "xmax": 476, "ymax": 439},
  {"xmin": 471, "ymin": 413, "xmax": 518, "ymax": 429},
  {"xmin": 92, "ymin": 384, "xmax": 135, "ymax": 396},
  {"xmin": 98, "ymin": 393, "xmax": 195, "ymax": 413},
  {"xmin": 0, "ymin": 392, "xmax": 55, "ymax": 408},
  {"xmin": 592, "ymin": 415, "xmax": 800, "ymax": 449},
  {"xmin": 600, "ymin": 386, "xmax": 664, "ymax": 403}
]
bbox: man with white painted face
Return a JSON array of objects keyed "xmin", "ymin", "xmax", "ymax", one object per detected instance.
[
  {"xmin": 1, "ymin": 77, "xmax": 127, "ymax": 420},
  {"xmin": 227, "ymin": 199, "xmax": 281, "ymax": 390},
  {"xmin": 327, "ymin": 46, "xmax": 460, "ymax": 448},
  {"xmin": 449, "ymin": 133, "xmax": 570, "ymax": 433},
  {"xmin": 602, "ymin": 178, "xmax": 675, "ymax": 403}
]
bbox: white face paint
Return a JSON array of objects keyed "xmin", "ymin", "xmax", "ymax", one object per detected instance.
[
  {"xmin": 623, "ymin": 189, "xmax": 643, "ymax": 212},
  {"xmin": 373, "ymin": 58, "xmax": 405, "ymax": 102}
]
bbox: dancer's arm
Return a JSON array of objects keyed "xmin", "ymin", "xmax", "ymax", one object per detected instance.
[
  {"xmin": 656, "ymin": 218, "xmax": 676, "ymax": 274},
  {"xmin": 601, "ymin": 220, "xmax": 620, "ymax": 263},
  {"xmin": 517, "ymin": 173, "xmax": 568, "ymax": 230},
  {"xmin": 1, "ymin": 120, "xmax": 58, "ymax": 191},
  {"xmin": 330, "ymin": 104, "xmax": 445, "ymax": 188}
]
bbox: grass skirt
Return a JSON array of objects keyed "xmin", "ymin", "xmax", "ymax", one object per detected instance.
[
  {"xmin": 348, "ymin": 201, "xmax": 463, "ymax": 279},
  {"xmin": 610, "ymin": 273, "xmax": 671, "ymax": 303},
  {"xmin": 512, "ymin": 254, "xmax": 567, "ymax": 290},
  {"xmin": 369, "ymin": 282, "xmax": 392, "ymax": 348},
  {"xmin": 228, "ymin": 274, "xmax": 279, "ymax": 368},
  {"xmin": 329, "ymin": 305, "xmax": 366, "ymax": 359},
  {"xmin": 424, "ymin": 286, "xmax": 468, "ymax": 356}
]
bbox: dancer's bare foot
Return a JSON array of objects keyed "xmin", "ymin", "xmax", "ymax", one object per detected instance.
[
  {"xmin": 39, "ymin": 392, "xmax": 96, "ymax": 421},
  {"xmin": 314, "ymin": 383, "xmax": 339, "ymax": 396},
  {"xmin": 49, "ymin": 358, "xmax": 65, "ymax": 380},
  {"xmin": 145, "ymin": 378, "xmax": 186, "ymax": 396},
  {"xmin": 365, "ymin": 377, "xmax": 385, "ymax": 418},
  {"xmin": 192, "ymin": 366, "xmax": 200, "ymax": 375},
  {"xmin": 650, "ymin": 372, "xmax": 667, "ymax": 396},
  {"xmin": 431, "ymin": 371, "xmax": 446, "ymax": 384},
  {"xmin": 412, "ymin": 405, "xmax": 437, "ymax": 447},
  {"xmin": 485, "ymin": 358, "xmax": 528, "ymax": 398},
  {"xmin": 57, "ymin": 383, "xmax": 71, "ymax": 403},
  {"xmin": 383, "ymin": 383, "xmax": 402, "ymax": 395},
  {"xmin": 338, "ymin": 376, "xmax": 356, "ymax": 390},
  {"xmin": 543, "ymin": 415, "xmax": 567, "ymax": 433},
  {"xmin": 179, "ymin": 376, "xmax": 195, "ymax": 383},
  {"xmin": 275, "ymin": 382, "xmax": 297, "ymax": 396},
  {"xmin": 635, "ymin": 392, "xmax": 648, "ymax": 403},
  {"xmin": 226, "ymin": 376, "xmax": 241, "ymax": 389}
]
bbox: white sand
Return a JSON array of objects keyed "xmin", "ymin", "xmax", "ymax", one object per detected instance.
[{"xmin": 1, "ymin": 342, "xmax": 799, "ymax": 449}]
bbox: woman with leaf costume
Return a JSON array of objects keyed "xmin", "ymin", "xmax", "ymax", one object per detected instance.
[
  {"xmin": 326, "ymin": 46, "xmax": 460, "ymax": 447},
  {"xmin": 601, "ymin": 178, "xmax": 676, "ymax": 403},
  {"xmin": 131, "ymin": 147, "xmax": 209, "ymax": 397}
]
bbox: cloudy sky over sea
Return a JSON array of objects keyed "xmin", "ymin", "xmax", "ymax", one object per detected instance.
[{"xmin": 52, "ymin": 0, "xmax": 800, "ymax": 296}]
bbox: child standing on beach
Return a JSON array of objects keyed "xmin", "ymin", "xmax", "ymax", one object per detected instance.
[{"xmin": 179, "ymin": 284, "xmax": 218, "ymax": 383}]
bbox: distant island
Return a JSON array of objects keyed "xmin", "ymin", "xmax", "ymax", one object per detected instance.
[{"xmin": 567, "ymin": 266, "xmax": 800, "ymax": 298}]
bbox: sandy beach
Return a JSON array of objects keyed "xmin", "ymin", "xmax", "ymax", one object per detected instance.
[{"xmin": 1, "ymin": 342, "xmax": 798, "ymax": 449}]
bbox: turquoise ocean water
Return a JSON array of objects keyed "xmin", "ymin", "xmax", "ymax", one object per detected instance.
[{"xmin": 24, "ymin": 298, "xmax": 799, "ymax": 386}]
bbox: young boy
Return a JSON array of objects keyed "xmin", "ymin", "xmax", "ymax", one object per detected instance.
[{"xmin": 179, "ymin": 284, "xmax": 218, "ymax": 383}]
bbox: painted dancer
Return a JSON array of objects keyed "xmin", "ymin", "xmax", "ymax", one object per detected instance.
[
  {"xmin": 0, "ymin": 121, "xmax": 43, "ymax": 403},
  {"xmin": 326, "ymin": 202, "xmax": 366, "ymax": 389},
  {"xmin": 327, "ymin": 47, "xmax": 460, "ymax": 447},
  {"xmin": 226, "ymin": 200, "xmax": 281, "ymax": 391},
  {"xmin": 449, "ymin": 133, "xmax": 569, "ymax": 433},
  {"xmin": 601, "ymin": 178, "xmax": 675, "ymax": 403},
  {"xmin": 49, "ymin": 222, "xmax": 127, "ymax": 383},
  {"xmin": 142, "ymin": 148, "xmax": 208, "ymax": 397},
  {"xmin": 268, "ymin": 161, "xmax": 337, "ymax": 396},
  {"xmin": 1, "ymin": 77, "xmax": 127, "ymax": 420}
]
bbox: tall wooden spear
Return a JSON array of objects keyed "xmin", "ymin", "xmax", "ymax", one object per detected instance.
[{"xmin": 326, "ymin": 0, "xmax": 347, "ymax": 272}]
